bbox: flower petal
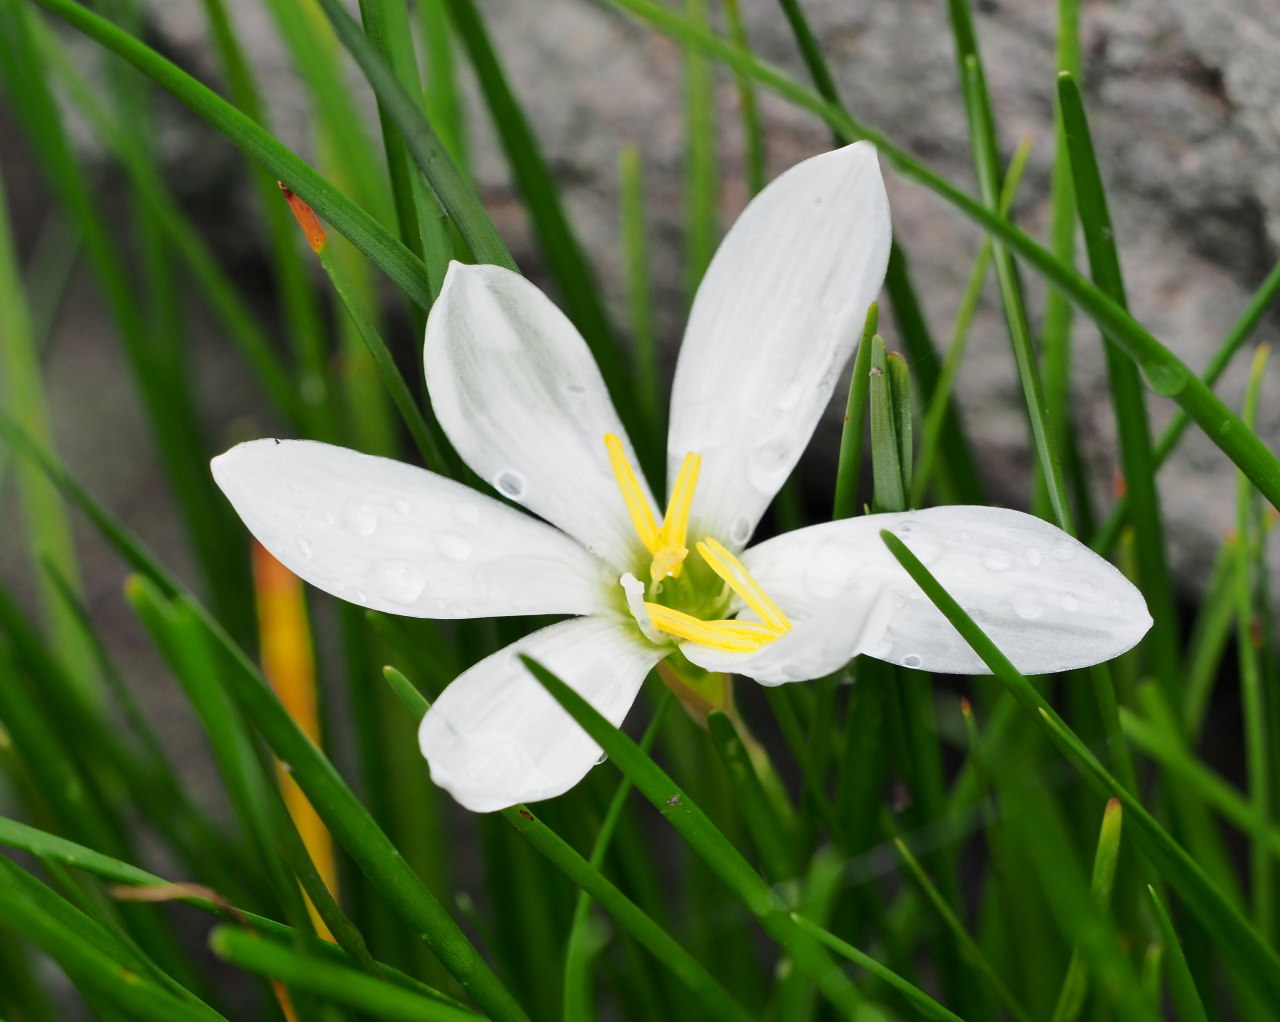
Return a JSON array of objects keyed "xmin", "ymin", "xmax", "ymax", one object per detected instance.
[
  {"xmin": 741, "ymin": 506, "xmax": 1153, "ymax": 675},
  {"xmin": 667, "ymin": 141, "xmax": 891, "ymax": 549},
  {"xmin": 425, "ymin": 262, "xmax": 653, "ymax": 571},
  {"xmin": 680, "ymin": 579, "xmax": 892, "ymax": 685},
  {"xmin": 419, "ymin": 616, "xmax": 664, "ymax": 811},
  {"xmin": 212, "ymin": 439, "xmax": 610, "ymax": 618}
]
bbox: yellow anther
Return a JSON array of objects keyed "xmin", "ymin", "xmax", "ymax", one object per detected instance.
[
  {"xmin": 696, "ymin": 538, "xmax": 791, "ymax": 633},
  {"xmin": 645, "ymin": 603, "xmax": 779, "ymax": 653},
  {"xmin": 604, "ymin": 433, "xmax": 659, "ymax": 552},
  {"xmin": 655, "ymin": 452, "xmax": 701, "ymax": 576}
]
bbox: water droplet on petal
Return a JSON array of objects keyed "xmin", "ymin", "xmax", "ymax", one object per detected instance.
[
  {"xmin": 892, "ymin": 593, "xmax": 907, "ymax": 608},
  {"xmin": 366, "ymin": 561, "xmax": 425, "ymax": 604},
  {"xmin": 1013, "ymin": 588, "xmax": 1043, "ymax": 620},
  {"xmin": 730, "ymin": 516, "xmax": 752, "ymax": 546},
  {"xmin": 1061, "ymin": 594, "xmax": 1080, "ymax": 612},
  {"xmin": 1026, "ymin": 547, "xmax": 1042, "ymax": 567},
  {"xmin": 434, "ymin": 531, "xmax": 472, "ymax": 562},
  {"xmin": 565, "ymin": 382, "xmax": 586, "ymax": 395},
  {"xmin": 747, "ymin": 442, "xmax": 792, "ymax": 493},
  {"xmin": 353, "ymin": 588, "xmax": 368, "ymax": 602},
  {"xmin": 392, "ymin": 497, "xmax": 411, "ymax": 515},
  {"xmin": 898, "ymin": 520, "xmax": 915, "ymax": 533},
  {"xmin": 323, "ymin": 510, "xmax": 338, "ymax": 526},
  {"xmin": 342, "ymin": 501, "xmax": 379, "ymax": 536},
  {"xmin": 453, "ymin": 503, "xmax": 480, "ymax": 525},
  {"xmin": 494, "ymin": 470, "xmax": 527, "ymax": 500},
  {"xmin": 296, "ymin": 537, "xmax": 314, "ymax": 559},
  {"xmin": 901, "ymin": 653, "xmax": 923, "ymax": 669},
  {"xmin": 982, "ymin": 548, "xmax": 1013, "ymax": 572},
  {"xmin": 595, "ymin": 752, "xmax": 608, "ymax": 765}
]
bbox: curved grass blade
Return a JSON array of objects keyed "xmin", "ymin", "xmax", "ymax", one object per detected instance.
[
  {"xmin": 1146, "ymin": 886, "xmax": 1211, "ymax": 1022},
  {"xmin": 30, "ymin": 0, "xmax": 436, "ymax": 309},
  {"xmin": 600, "ymin": 0, "xmax": 1280, "ymax": 510},
  {"xmin": 832, "ymin": 303, "xmax": 879, "ymax": 519},
  {"xmin": 520, "ymin": 655, "xmax": 970, "ymax": 1019},
  {"xmin": 879, "ymin": 529, "xmax": 1280, "ymax": 1006},
  {"xmin": 211, "ymin": 927, "xmax": 482, "ymax": 1022}
]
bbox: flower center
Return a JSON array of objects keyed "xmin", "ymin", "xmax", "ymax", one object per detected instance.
[{"xmin": 604, "ymin": 434, "xmax": 790, "ymax": 653}]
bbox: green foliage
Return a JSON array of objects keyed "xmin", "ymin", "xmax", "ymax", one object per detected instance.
[{"xmin": 1, "ymin": 1, "xmax": 1277, "ymax": 1019}]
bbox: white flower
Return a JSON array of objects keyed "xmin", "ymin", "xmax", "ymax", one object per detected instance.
[{"xmin": 212, "ymin": 142, "xmax": 1151, "ymax": 813}]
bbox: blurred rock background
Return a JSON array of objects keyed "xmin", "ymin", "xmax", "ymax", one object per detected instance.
[{"xmin": 3, "ymin": 0, "xmax": 1279, "ymax": 640}]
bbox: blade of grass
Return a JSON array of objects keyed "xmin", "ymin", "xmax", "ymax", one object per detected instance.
[
  {"xmin": 1049, "ymin": 799, "xmax": 1124, "ymax": 1021},
  {"xmin": 210, "ymin": 927, "xmax": 481, "ymax": 1022},
  {"xmin": 681, "ymin": 0, "xmax": 718, "ymax": 300},
  {"xmin": 600, "ymin": 0, "xmax": 1280, "ymax": 510},
  {"xmin": 879, "ymin": 529, "xmax": 1280, "ymax": 1005},
  {"xmin": 383, "ymin": 674, "xmax": 754, "ymax": 1022},
  {"xmin": 1147, "ymin": 886, "xmax": 1211, "ymax": 1022},
  {"xmin": 832, "ymin": 302, "xmax": 879, "ymax": 519},
  {"xmin": 31, "ymin": 0, "xmax": 436, "ymax": 308},
  {"xmin": 1058, "ymin": 71, "xmax": 1180, "ymax": 686},
  {"xmin": 521, "ymin": 654, "xmax": 973, "ymax": 1019},
  {"xmin": 619, "ymin": 146, "xmax": 663, "ymax": 445}
]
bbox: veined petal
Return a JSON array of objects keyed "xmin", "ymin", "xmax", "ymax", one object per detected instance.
[
  {"xmin": 419, "ymin": 616, "xmax": 665, "ymax": 811},
  {"xmin": 212, "ymin": 439, "xmax": 610, "ymax": 618},
  {"xmin": 680, "ymin": 579, "xmax": 891, "ymax": 685},
  {"xmin": 425, "ymin": 262, "xmax": 653, "ymax": 571},
  {"xmin": 741, "ymin": 506, "xmax": 1152, "ymax": 676},
  {"xmin": 667, "ymin": 142, "xmax": 891, "ymax": 549}
]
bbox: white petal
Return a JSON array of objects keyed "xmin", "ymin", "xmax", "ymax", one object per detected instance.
[
  {"xmin": 419, "ymin": 616, "xmax": 664, "ymax": 811},
  {"xmin": 680, "ymin": 579, "xmax": 892, "ymax": 685},
  {"xmin": 425, "ymin": 262, "xmax": 653, "ymax": 571},
  {"xmin": 667, "ymin": 142, "xmax": 891, "ymax": 549},
  {"xmin": 212, "ymin": 439, "xmax": 611, "ymax": 618},
  {"xmin": 741, "ymin": 506, "xmax": 1153, "ymax": 675}
]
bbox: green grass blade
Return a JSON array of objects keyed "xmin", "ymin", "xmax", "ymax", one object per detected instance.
[
  {"xmin": 1147, "ymin": 886, "xmax": 1211, "ymax": 1022},
  {"xmin": 31, "ymin": 0, "xmax": 436, "ymax": 308},
  {"xmin": 442, "ymin": 0, "xmax": 632, "ymax": 408},
  {"xmin": 832, "ymin": 303, "xmax": 879, "ymax": 519},
  {"xmin": 879, "ymin": 529, "xmax": 1280, "ymax": 1006},
  {"xmin": 1057, "ymin": 71, "xmax": 1179, "ymax": 684},
  {"xmin": 313, "ymin": 0, "xmax": 513, "ymax": 272},
  {"xmin": 682, "ymin": 0, "xmax": 718, "ymax": 300},
  {"xmin": 1049, "ymin": 799, "xmax": 1124, "ymax": 1021},
  {"xmin": 601, "ymin": 0, "xmax": 1280, "ymax": 509},
  {"xmin": 521, "ymin": 655, "xmax": 958, "ymax": 1019},
  {"xmin": 210, "ymin": 927, "xmax": 481, "ymax": 1022}
]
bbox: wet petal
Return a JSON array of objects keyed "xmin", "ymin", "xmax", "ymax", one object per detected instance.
[
  {"xmin": 742, "ymin": 506, "xmax": 1152, "ymax": 675},
  {"xmin": 212, "ymin": 439, "xmax": 610, "ymax": 618},
  {"xmin": 425, "ymin": 262, "xmax": 652, "ymax": 571},
  {"xmin": 667, "ymin": 142, "xmax": 891, "ymax": 549},
  {"xmin": 680, "ymin": 579, "xmax": 891, "ymax": 685},
  {"xmin": 419, "ymin": 616, "xmax": 665, "ymax": 812}
]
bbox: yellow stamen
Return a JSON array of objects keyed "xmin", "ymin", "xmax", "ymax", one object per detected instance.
[
  {"xmin": 653, "ymin": 452, "xmax": 701, "ymax": 578},
  {"xmin": 645, "ymin": 603, "xmax": 779, "ymax": 652},
  {"xmin": 696, "ymin": 537, "xmax": 791, "ymax": 633},
  {"xmin": 604, "ymin": 433, "xmax": 659, "ymax": 552}
]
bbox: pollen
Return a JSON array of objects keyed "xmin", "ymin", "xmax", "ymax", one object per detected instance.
[{"xmin": 605, "ymin": 435, "xmax": 792, "ymax": 655}]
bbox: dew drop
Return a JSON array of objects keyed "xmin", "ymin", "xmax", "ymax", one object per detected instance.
[
  {"xmin": 453, "ymin": 502, "xmax": 480, "ymax": 525},
  {"xmin": 342, "ymin": 500, "xmax": 379, "ymax": 536},
  {"xmin": 494, "ymin": 469, "xmax": 527, "ymax": 500},
  {"xmin": 392, "ymin": 497, "xmax": 411, "ymax": 515},
  {"xmin": 898, "ymin": 520, "xmax": 915, "ymax": 533},
  {"xmin": 595, "ymin": 752, "xmax": 608, "ymax": 765},
  {"xmin": 434, "ymin": 531, "xmax": 472, "ymax": 562},
  {"xmin": 564, "ymin": 382, "xmax": 587, "ymax": 396},
  {"xmin": 295, "ymin": 537, "xmax": 314, "ymax": 560},
  {"xmin": 367, "ymin": 561, "xmax": 425, "ymax": 604},
  {"xmin": 747, "ymin": 442, "xmax": 792, "ymax": 493},
  {"xmin": 1026, "ymin": 547, "xmax": 1042, "ymax": 567},
  {"xmin": 1140, "ymin": 360, "xmax": 1187, "ymax": 396},
  {"xmin": 1061, "ymin": 594, "xmax": 1080, "ymax": 612},
  {"xmin": 323, "ymin": 510, "xmax": 338, "ymax": 526},
  {"xmin": 730, "ymin": 516, "xmax": 752, "ymax": 546},
  {"xmin": 353, "ymin": 588, "xmax": 368, "ymax": 602},
  {"xmin": 982, "ymin": 548, "xmax": 1013, "ymax": 572},
  {"xmin": 901, "ymin": 653, "xmax": 923, "ymax": 669},
  {"xmin": 892, "ymin": 593, "xmax": 907, "ymax": 608},
  {"xmin": 1013, "ymin": 588, "xmax": 1043, "ymax": 620}
]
